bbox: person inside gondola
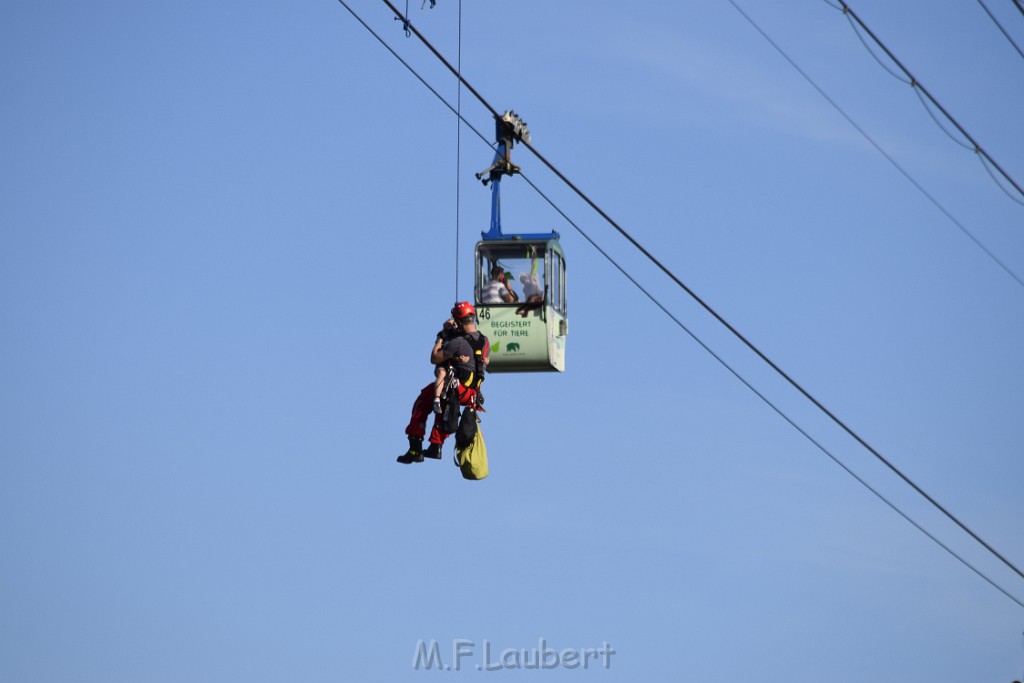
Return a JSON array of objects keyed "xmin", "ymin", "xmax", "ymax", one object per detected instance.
[
  {"xmin": 504, "ymin": 272, "xmax": 519, "ymax": 302},
  {"xmin": 516, "ymin": 246, "xmax": 543, "ymax": 317},
  {"xmin": 516, "ymin": 293, "xmax": 543, "ymax": 318},
  {"xmin": 482, "ymin": 264, "xmax": 517, "ymax": 304}
]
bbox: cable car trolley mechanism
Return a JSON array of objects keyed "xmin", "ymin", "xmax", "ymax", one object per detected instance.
[{"xmin": 474, "ymin": 112, "xmax": 567, "ymax": 373}]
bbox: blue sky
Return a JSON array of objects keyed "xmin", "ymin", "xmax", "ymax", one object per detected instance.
[{"xmin": 3, "ymin": 1, "xmax": 1024, "ymax": 681}]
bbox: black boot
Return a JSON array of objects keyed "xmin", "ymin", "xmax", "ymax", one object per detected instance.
[
  {"xmin": 422, "ymin": 442, "xmax": 442, "ymax": 459},
  {"xmin": 396, "ymin": 436, "xmax": 424, "ymax": 464}
]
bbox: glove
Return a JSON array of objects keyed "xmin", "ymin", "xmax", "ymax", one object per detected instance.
[{"xmin": 432, "ymin": 399, "xmax": 442, "ymax": 415}]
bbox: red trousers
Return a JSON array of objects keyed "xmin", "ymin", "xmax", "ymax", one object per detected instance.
[{"xmin": 405, "ymin": 382, "xmax": 478, "ymax": 445}]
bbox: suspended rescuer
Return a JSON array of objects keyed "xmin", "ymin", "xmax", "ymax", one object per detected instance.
[{"xmin": 397, "ymin": 302, "xmax": 490, "ymax": 464}]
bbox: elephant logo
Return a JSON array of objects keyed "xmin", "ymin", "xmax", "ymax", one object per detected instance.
[{"xmin": 506, "ymin": 342, "xmax": 521, "ymax": 352}]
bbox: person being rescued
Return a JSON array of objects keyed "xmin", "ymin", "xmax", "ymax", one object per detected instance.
[
  {"xmin": 516, "ymin": 245, "xmax": 544, "ymax": 318},
  {"xmin": 397, "ymin": 302, "xmax": 490, "ymax": 464}
]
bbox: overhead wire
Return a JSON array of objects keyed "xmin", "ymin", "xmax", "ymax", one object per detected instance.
[
  {"xmin": 366, "ymin": 0, "xmax": 1024, "ymax": 588},
  {"xmin": 831, "ymin": 0, "xmax": 1024, "ymax": 205},
  {"xmin": 976, "ymin": 0, "xmax": 1024, "ymax": 62},
  {"xmin": 726, "ymin": 1, "xmax": 1024, "ymax": 290},
  {"xmin": 515, "ymin": 162, "xmax": 1024, "ymax": 612},
  {"xmin": 333, "ymin": 0, "xmax": 1024, "ymax": 606},
  {"xmin": 376, "ymin": 0, "xmax": 1024, "ymax": 292}
]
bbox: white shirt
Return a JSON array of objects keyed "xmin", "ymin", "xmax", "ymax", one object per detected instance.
[
  {"xmin": 482, "ymin": 280, "xmax": 508, "ymax": 304},
  {"xmin": 519, "ymin": 272, "xmax": 542, "ymax": 298}
]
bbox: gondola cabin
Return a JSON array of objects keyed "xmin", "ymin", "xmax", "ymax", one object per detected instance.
[
  {"xmin": 475, "ymin": 238, "xmax": 566, "ymax": 372},
  {"xmin": 471, "ymin": 111, "xmax": 567, "ymax": 372}
]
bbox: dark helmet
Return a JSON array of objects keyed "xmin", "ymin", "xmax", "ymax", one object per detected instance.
[{"xmin": 451, "ymin": 301, "xmax": 476, "ymax": 321}]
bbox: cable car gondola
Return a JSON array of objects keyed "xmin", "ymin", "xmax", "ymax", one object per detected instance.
[{"xmin": 473, "ymin": 112, "xmax": 567, "ymax": 373}]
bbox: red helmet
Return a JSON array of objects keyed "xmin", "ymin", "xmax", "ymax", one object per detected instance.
[{"xmin": 451, "ymin": 301, "xmax": 476, "ymax": 321}]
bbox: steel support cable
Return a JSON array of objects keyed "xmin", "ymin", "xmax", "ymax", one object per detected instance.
[
  {"xmin": 727, "ymin": 3, "xmax": 1024, "ymax": 288},
  {"xmin": 909, "ymin": 85, "xmax": 974, "ymax": 151},
  {"xmin": 843, "ymin": 9, "xmax": 1024, "ymax": 210},
  {"xmin": 337, "ymin": 0, "xmax": 1024, "ymax": 609},
  {"xmin": 825, "ymin": 0, "xmax": 1024, "ymax": 208},
  {"xmin": 530, "ymin": 130, "xmax": 1024, "ymax": 589},
  {"xmin": 379, "ymin": 0, "xmax": 501, "ymax": 118},
  {"xmin": 977, "ymin": 0, "xmax": 1024, "ymax": 62},
  {"xmin": 333, "ymin": 0, "xmax": 1024, "ymax": 610},
  {"xmin": 842, "ymin": 8, "xmax": 912, "ymax": 85},
  {"xmin": 342, "ymin": 0, "xmax": 1024, "ymax": 589},
  {"xmin": 363, "ymin": 0, "xmax": 1024, "ymax": 585},
  {"xmin": 515, "ymin": 169, "xmax": 1024, "ymax": 611},
  {"xmin": 981, "ymin": 153, "xmax": 1024, "ymax": 205},
  {"xmin": 377, "ymin": 0, "xmax": 1024, "ymax": 289},
  {"xmin": 832, "ymin": 0, "xmax": 1024, "ymax": 203}
]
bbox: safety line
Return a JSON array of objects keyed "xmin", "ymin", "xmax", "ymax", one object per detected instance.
[
  {"xmin": 454, "ymin": 0, "xmax": 462, "ymax": 303},
  {"xmin": 337, "ymin": 0, "xmax": 1024, "ymax": 594}
]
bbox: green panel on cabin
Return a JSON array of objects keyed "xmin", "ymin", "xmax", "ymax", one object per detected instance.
[{"xmin": 477, "ymin": 304, "xmax": 564, "ymax": 372}]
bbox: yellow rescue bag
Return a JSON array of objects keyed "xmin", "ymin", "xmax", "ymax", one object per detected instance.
[{"xmin": 456, "ymin": 426, "xmax": 488, "ymax": 480}]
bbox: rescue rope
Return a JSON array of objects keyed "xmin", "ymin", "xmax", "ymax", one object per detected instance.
[
  {"xmin": 453, "ymin": 0, "xmax": 463, "ymax": 303},
  {"xmin": 396, "ymin": 0, "xmax": 411, "ymax": 37}
]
